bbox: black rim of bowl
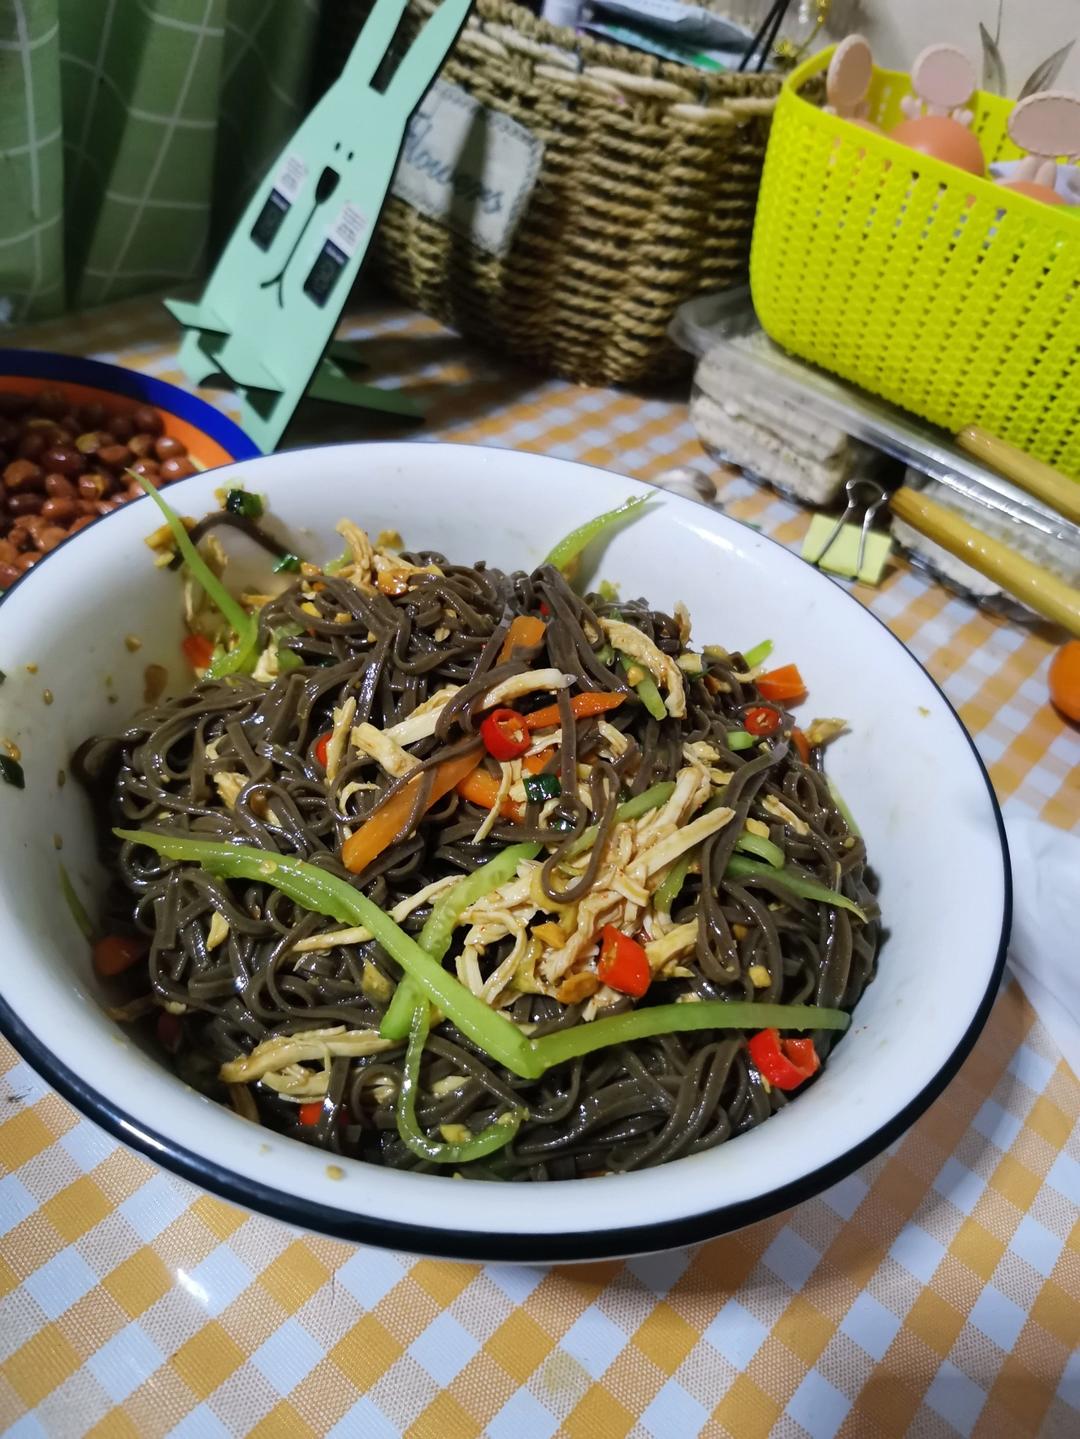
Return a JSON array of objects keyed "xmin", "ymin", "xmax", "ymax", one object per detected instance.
[{"xmin": 0, "ymin": 446, "xmax": 1012, "ymax": 1262}]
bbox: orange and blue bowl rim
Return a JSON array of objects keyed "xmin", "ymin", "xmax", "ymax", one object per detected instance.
[{"xmin": 0, "ymin": 349, "xmax": 258, "ymax": 466}]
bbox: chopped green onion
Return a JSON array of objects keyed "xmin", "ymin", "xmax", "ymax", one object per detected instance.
[
  {"xmin": 325, "ymin": 548, "xmax": 351, "ymax": 574},
  {"xmin": 277, "ymin": 648, "xmax": 303, "ymax": 674},
  {"xmin": 523, "ymin": 772, "xmax": 561, "ymax": 804},
  {"xmin": 0, "ymin": 754, "xmax": 25, "ymax": 789},
  {"xmin": 725, "ymin": 730, "xmax": 755, "ymax": 752},
  {"xmin": 595, "ymin": 643, "xmax": 616, "ymax": 665},
  {"xmin": 742, "ymin": 639, "xmax": 773, "ymax": 669},
  {"xmin": 563, "ymin": 781, "xmax": 674, "ymax": 859},
  {"xmin": 654, "ymin": 853, "xmax": 691, "ymax": 914},
  {"xmin": 619, "ymin": 653, "xmax": 667, "ymax": 721},
  {"xmin": 225, "ymin": 489, "xmax": 263, "ymax": 520},
  {"xmin": 131, "ymin": 474, "xmax": 257, "ymax": 670},
  {"xmin": 529, "ymin": 1000, "xmax": 849, "ymax": 1071},
  {"xmin": 544, "ymin": 495, "xmax": 649, "ymax": 578},
  {"xmin": 396, "ymin": 1004, "xmax": 525, "ymax": 1165},
  {"xmin": 382, "ymin": 841, "xmax": 541, "ymax": 1041},
  {"xmin": 725, "ymin": 854, "xmax": 868, "ymax": 920},
  {"xmin": 598, "ymin": 579, "xmax": 620, "ymax": 602},
  {"xmin": 59, "ymin": 864, "xmax": 94, "ymax": 940},
  {"xmin": 116, "ymin": 829, "xmax": 541, "ymax": 1078},
  {"xmin": 827, "ymin": 777, "xmax": 861, "ymax": 837},
  {"xmin": 734, "ymin": 832, "xmax": 785, "ymax": 868},
  {"xmin": 273, "ymin": 552, "xmax": 302, "ymax": 574}
]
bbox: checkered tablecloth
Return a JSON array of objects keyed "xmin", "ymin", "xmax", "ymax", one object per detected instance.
[{"xmin": 1, "ymin": 296, "xmax": 1077, "ymax": 1439}]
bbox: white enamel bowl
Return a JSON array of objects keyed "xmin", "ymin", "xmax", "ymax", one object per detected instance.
[{"xmin": 0, "ymin": 444, "xmax": 1009, "ymax": 1261}]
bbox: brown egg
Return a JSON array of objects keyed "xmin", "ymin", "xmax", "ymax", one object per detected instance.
[
  {"xmin": 1000, "ymin": 179, "xmax": 1065, "ymax": 205},
  {"xmin": 890, "ymin": 116, "xmax": 986, "ymax": 176}
]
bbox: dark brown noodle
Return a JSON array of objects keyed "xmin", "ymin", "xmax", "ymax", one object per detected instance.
[{"xmin": 78, "ymin": 555, "xmax": 880, "ymax": 1179}]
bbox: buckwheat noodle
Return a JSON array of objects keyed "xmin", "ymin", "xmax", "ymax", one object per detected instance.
[{"xmin": 78, "ymin": 556, "xmax": 880, "ymax": 1180}]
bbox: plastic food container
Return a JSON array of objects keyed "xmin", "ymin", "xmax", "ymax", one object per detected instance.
[{"xmin": 750, "ymin": 46, "xmax": 1080, "ymax": 479}]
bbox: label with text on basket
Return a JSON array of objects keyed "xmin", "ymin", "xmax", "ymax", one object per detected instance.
[{"xmin": 391, "ymin": 80, "xmax": 543, "ymax": 258}]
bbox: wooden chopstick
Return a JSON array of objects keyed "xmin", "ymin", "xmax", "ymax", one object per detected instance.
[
  {"xmin": 891, "ymin": 486, "xmax": 1080, "ymax": 637},
  {"xmin": 956, "ymin": 426, "xmax": 1080, "ymax": 526}
]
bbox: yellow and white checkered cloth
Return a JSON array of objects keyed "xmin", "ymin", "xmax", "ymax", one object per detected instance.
[{"xmin": 1, "ymin": 298, "xmax": 1077, "ymax": 1439}]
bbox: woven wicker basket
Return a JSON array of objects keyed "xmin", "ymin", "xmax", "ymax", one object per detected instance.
[{"xmin": 329, "ymin": 0, "xmax": 782, "ymax": 386}]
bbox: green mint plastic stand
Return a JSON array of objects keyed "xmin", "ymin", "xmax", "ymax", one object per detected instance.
[{"xmin": 165, "ymin": 0, "xmax": 473, "ymax": 453}]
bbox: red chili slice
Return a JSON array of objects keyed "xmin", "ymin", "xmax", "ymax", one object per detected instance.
[
  {"xmin": 597, "ymin": 925, "xmax": 651, "ymax": 998},
  {"xmin": 480, "ymin": 707, "xmax": 530, "ymax": 761},
  {"xmin": 747, "ymin": 1028, "xmax": 820, "ymax": 1090},
  {"xmin": 745, "ymin": 706, "xmax": 782, "ymax": 737}
]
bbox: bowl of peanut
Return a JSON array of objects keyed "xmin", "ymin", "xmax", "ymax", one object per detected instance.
[{"xmin": 0, "ymin": 350, "xmax": 257, "ymax": 591}]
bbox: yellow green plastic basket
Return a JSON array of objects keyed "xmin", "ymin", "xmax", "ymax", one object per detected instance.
[{"xmin": 750, "ymin": 47, "xmax": 1080, "ymax": 479}]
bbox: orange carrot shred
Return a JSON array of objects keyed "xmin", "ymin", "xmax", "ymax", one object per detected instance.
[{"xmin": 342, "ymin": 749, "xmax": 482, "ymax": 874}]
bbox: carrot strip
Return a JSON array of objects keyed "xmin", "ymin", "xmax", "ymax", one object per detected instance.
[
  {"xmin": 181, "ymin": 633, "xmax": 214, "ymax": 670},
  {"xmin": 756, "ymin": 664, "xmax": 806, "ymax": 703},
  {"xmin": 498, "ymin": 615, "xmax": 546, "ymax": 664},
  {"xmin": 791, "ymin": 727, "xmax": 811, "ymax": 765},
  {"xmin": 342, "ymin": 749, "xmax": 482, "ymax": 873},
  {"xmin": 93, "ymin": 934, "xmax": 147, "ymax": 977},
  {"xmin": 456, "ymin": 750, "xmax": 555, "ymax": 822},
  {"xmin": 457, "ymin": 768, "xmax": 518, "ymax": 820},
  {"xmin": 524, "ymin": 691, "xmax": 623, "ymax": 730}
]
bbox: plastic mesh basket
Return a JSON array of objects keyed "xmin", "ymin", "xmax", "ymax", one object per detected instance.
[{"xmin": 750, "ymin": 47, "xmax": 1080, "ymax": 479}]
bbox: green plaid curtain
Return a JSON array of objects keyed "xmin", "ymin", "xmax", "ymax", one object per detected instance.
[{"xmin": 0, "ymin": 0, "xmax": 322, "ymax": 324}]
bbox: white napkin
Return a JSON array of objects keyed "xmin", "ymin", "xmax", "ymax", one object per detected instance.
[{"xmin": 1005, "ymin": 815, "xmax": 1080, "ymax": 1078}]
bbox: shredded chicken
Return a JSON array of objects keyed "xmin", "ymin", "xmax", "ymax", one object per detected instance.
[
  {"xmin": 325, "ymin": 697, "xmax": 356, "ymax": 784},
  {"xmin": 597, "ymin": 721, "xmax": 629, "ymax": 758},
  {"xmin": 598, "ymin": 618, "xmax": 686, "ymax": 718},
  {"xmin": 631, "ymin": 805, "xmax": 735, "ymax": 881},
  {"xmin": 376, "ymin": 687, "xmax": 459, "ymax": 747},
  {"xmin": 806, "ymin": 717, "xmax": 848, "ymax": 748},
  {"xmin": 674, "ymin": 600, "xmax": 691, "ymax": 647},
  {"xmin": 221, "ymin": 1026, "xmax": 396, "ymax": 1087},
  {"xmin": 481, "ymin": 668, "xmax": 573, "ymax": 708},
  {"xmin": 335, "ymin": 520, "xmax": 376, "ymax": 587},
  {"xmin": 473, "ymin": 762, "xmax": 515, "ymax": 843},
  {"xmin": 212, "ymin": 771, "xmax": 247, "ymax": 811},
  {"xmin": 351, "ymin": 721, "xmax": 417, "ymax": 779},
  {"xmin": 644, "ymin": 921, "xmax": 698, "ymax": 970},
  {"xmin": 251, "ymin": 642, "xmax": 280, "ymax": 683},
  {"xmin": 761, "ymin": 794, "xmax": 810, "ymax": 836}
]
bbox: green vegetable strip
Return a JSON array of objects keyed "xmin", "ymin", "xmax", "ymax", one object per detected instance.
[
  {"xmin": 530, "ymin": 1000, "xmax": 849, "ymax": 1070},
  {"xmin": 725, "ymin": 854, "xmax": 868, "ymax": 920},
  {"xmin": 654, "ymin": 854, "xmax": 691, "ymax": 915},
  {"xmin": 117, "ymin": 830, "xmax": 854, "ymax": 1082},
  {"xmin": 619, "ymin": 653, "xmax": 667, "ymax": 721},
  {"xmin": 116, "ymin": 829, "xmax": 541, "ymax": 1078},
  {"xmin": 133, "ymin": 475, "xmax": 254, "ymax": 645},
  {"xmin": 543, "ymin": 495, "xmax": 648, "ymax": 575},
  {"xmin": 396, "ymin": 1003, "xmax": 525, "ymax": 1164},
  {"xmin": 59, "ymin": 864, "xmax": 95, "ymax": 941},
  {"xmin": 725, "ymin": 730, "xmax": 755, "ymax": 752},
  {"xmin": 205, "ymin": 627, "xmax": 260, "ymax": 681},
  {"xmin": 563, "ymin": 781, "xmax": 675, "ymax": 860},
  {"xmin": 742, "ymin": 639, "xmax": 773, "ymax": 669},
  {"xmin": 827, "ymin": 777, "xmax": 862, "ymax": 837},
  {"xmin": 381, "ymin": 842, "xmax": 541, "ymax": 1041},
  {"xmin": 734, "ymin": 832, "xmax": 785, "ymax": 869}
]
